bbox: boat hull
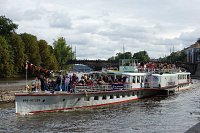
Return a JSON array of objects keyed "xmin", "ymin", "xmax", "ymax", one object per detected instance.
[{"xmin": 15, "ymin": 89, "xmax": 159, "ymax": 115}]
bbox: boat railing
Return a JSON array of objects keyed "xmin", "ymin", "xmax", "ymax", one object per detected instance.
[
  {"xmin": 75, "ymin": 84, "xmax": 113, "ymax": 92},
  {"xmin": 75, "ymin": 82, "xmax": 132, "ymax": 92}
]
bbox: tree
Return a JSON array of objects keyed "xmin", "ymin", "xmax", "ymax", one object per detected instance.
[
  {"xmin": 108, "ymin": 52, "xmax": 132, "ymax": 61},
  {"xmin": 20, "ymin": 33, "xmax": 41, "ymax": 66},
  {"xmin": 167, "ymin": 51, "xmax": 186, "ymax": 63},
  {"xmin": 38, "ymin": 40, "xmax": 52, "ymax": 68},
  {"xmin": 132, "ymin": 51, "xmax": 150, "ymax": 62},
  {"xmin": 8, "ymin": 33, "xmax": 26, "ymax": 73},
  {"xmin": 48, "ymin": 54, "xmax": 59, "ymax": 70},
  {"xmin": 0, "ymin": 36, "xmax": 13, "ymax": 77},
  {"xmin": 0, "ymin": 16, "xmax": 18, "ymax": 36},
  {"xmin": 53, "ymin": 37, "xmax": 74, "ymax": 70}
]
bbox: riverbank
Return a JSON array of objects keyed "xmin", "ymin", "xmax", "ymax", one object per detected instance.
[{"xmin": 0, "ymin": 85, "xmax": 25, "ymax": 102}]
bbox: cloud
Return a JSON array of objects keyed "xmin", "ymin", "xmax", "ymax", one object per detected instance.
[
  {"xmin": 1, "ymin": 0, "xmax": 200, "ymax": 60},
  {"xmin": 49, "ymin": 13, "xmax": 72, "ymax": 29}
]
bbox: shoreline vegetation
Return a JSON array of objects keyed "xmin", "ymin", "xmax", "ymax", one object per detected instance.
[{"xmin": 0, "ymin": 15, "xmax": 75, "ymax": 78}]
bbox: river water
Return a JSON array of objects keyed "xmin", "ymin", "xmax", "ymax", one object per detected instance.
[{"xmin": 0, "ymin": 79, "xmax": 200, "ymax": 133}]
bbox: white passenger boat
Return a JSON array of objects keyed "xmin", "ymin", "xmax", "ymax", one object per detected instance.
[{"xmin": 15, "ymin": 59, "xmax": 191, "ymax": 115}]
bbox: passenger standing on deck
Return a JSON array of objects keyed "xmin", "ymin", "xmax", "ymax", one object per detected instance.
[
  {"xmin": 68, "ymin": 75, "xmax": 72, "ymax": 92},
  {"xmin": 39, "ymin": 75, "xmax": 45, "ymax": 91},
  {"xmin": 44, "ymin": 76, "xmax": 49, "ymax": 91},
  {"xmin": 35, "ymin": 76, "xmax": 40, "ymax": 92},
  {"xmin": 62, "ymin": 75, "xmax": 66, "ymax": 91},
  {"xmin": 71, "ymin": 73, "xmax": 78, "ymax": 92},
  {"xmin": 56, "ymin": 72, "xmax": 62, "ymax": 91},
  {"xmin": 65, "ymin": 74, "xmax": 70, "ymax": 92}
]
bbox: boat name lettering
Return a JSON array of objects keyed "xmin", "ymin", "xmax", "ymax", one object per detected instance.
[{"xmin": 23, "ymin": 99, "xmax": 41, "ymax": 102}]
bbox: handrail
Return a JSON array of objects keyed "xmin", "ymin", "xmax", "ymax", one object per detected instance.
[{"xmin": 75, "ymin": 82, "xmax": 132, "ymax": 92}]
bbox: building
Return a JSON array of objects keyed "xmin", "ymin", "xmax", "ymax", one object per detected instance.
[{"xmin": 184, "ymin": 43, "xmax": 200, "ymax": 63}]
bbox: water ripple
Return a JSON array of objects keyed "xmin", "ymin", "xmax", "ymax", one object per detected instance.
[{"xmin": 0, "ymin": 79, "xmax": 200, "ymax": 132}]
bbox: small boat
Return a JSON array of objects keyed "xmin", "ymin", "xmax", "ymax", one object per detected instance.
[{"xmin": 15, "ymin": 59, "xmax": 191, "ymax": 115}]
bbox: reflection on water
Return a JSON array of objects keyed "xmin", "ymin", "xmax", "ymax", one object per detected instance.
[{"xmin": 0, "ymin": 79, "xmax": 200, "ymax": 133}]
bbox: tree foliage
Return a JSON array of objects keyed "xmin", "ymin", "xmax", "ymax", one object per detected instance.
[
  {"xmin": 20, "ymin": 33, "xmax": 41, "ymax": 66},
  {"xmin": 0, "ymin": 16, "xmax": 18, "ymax": 36},
  {"xmin": 0, "ymin": 16, "xmax": 75, "ymax": 77},
  {"xmin": 165, "ymin": 51, "xmax": 186, "ymax": 63},
  {"xmin": 132, "ymin": 51, "xmax": 150, "ymax": 62},
  {"xmin": 38, "ymin": 39, "xmax": 58, "ymax": 70},
  {"xmin": 108, "ymin": 51, "xmax": 150, "ymax": 62},
  {"xmin": 108, "ymin": 52, "xmax": 132, "ymax": 61},
  {"xmin": 8, "ymin": 33, "xmax": 26, "ymax": 73},
  {"xmin": 53, "ymin": 37, "xmax": 74, "ymax": 70},
  {"xmin": 38, "ymin": 40, "xmax": 52, "ymax": 68},
  {"xmin": 0, "ymin": 36, "xmax": 13, "ymax": 77}
]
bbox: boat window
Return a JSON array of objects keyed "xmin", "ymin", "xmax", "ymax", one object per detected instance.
[
  {"xmin": 137, "ymin": 76, "xmax": 140, "ymax": 83},
  {"xmin": 84, "ymin": 97, "xmax": 90, "ymax": 101},
  {"xmin": 110, "ymin": 95, "xmax": 114, "ymax": 99},
  {"xmin": 132, "ymin": 76, "xmax": 135, "ymax": 83},
  {"xmin": 116, "ymin": 94, "xmax": 120, "ymax": 98},
  {"xmin": 102, "ymin": 95, "xmax": 107, "ymax": 100},
  {"xmin": 122, "ymin": 93, "xmax": 125, "ymax": 97},
  {"xmin": 94, "ymin": 96, "xmax": 99, "ymax": 100},
  {"xmin": 132, "ymin": 92, "xmax": 135, "ymax": 96},
  {"xmin": 127, "ymin": 93, "xmax": 130, "ymax": 97},
  {"xmin": 141, "ymin": 76, "xmax": 144, "ymax": 83}
]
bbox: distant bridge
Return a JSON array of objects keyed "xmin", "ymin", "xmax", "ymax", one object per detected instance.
[
  {"xmin": 67, "ymin": 59, "xmax": 198, "ymax": 74},
  {"xmin": 175, "ymin": 62, "xmax": 198, "ymax": 75}
]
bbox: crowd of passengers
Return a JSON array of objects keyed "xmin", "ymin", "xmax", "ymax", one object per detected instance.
[
  {"xmin": 30, "ymin": 62, "xmax": 179, "ymax": 92},
  {"xmin": 131, "ymin": 62, "xmax": 178, "ymax": 73},
  {"xmin": 30, "ymin": 72, "xmax": 127, "ymax": 92}
]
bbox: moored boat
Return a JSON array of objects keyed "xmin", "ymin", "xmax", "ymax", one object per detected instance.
[{"xmin": 15, "ymin": 59, "xmax": 191, "ymax": 115}]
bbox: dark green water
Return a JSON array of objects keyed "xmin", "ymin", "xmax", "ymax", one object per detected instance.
[{"xmin": 0, "ymin": 79, "xmax": 200, "ymax": 133}]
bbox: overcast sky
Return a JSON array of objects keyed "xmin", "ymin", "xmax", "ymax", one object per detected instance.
[{"xmin": 1, "ymin": 0, "xmax": 200, "ymax": 59}]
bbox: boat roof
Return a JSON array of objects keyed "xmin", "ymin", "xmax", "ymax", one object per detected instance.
[
  {"xmin": 176, "ymin": 72, "xmax": 191, "ymax": 75},
  {"xmin": 104, "ymin": 70, "xmax": 147, "ymax": 76}
]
